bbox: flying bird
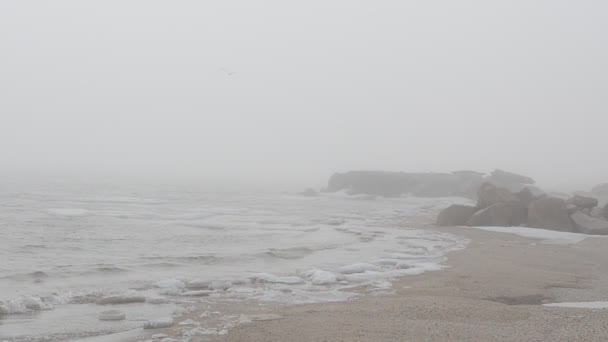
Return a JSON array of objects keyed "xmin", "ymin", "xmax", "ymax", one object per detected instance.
[{"xmin": 220, "ymin": 67, "xmax": 237, "ymax": 76}]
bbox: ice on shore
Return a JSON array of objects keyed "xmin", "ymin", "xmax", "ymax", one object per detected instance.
[
  {"xmin": 544, "ymin": 301, "xmax": 608, "ymax": 309},
  {"xmin": 469, "ymin": 226, "xmax": 590, "ymax": 245}
]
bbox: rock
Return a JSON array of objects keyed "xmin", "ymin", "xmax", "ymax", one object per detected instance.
[
  {"xmin": 590, "ymin": 207, "xmax": 604, "ymax": 218},
  {"xmin": 476, "ymin": 183, "xmax": 515, "ymax": 209},
  {"xmin": 604, "ymin": 204, "xmax": 608, "ymax": 220},
  {"xmin": 571, "ymin": 211, "xmax": 608, "ymax": 235},
  {"xmin": 436, "ymin": 205, "xmax": 477, "ymax": 226},
  {"xmin": 98, "ymin": 310, "xmax": 126, "ymax": 321},
  {"xmin": 97, "ymin": 295, "xmax": 146, "ymax": 305},
  {"xmin": 566, "ymin": 195, "xmax": 599, "ymax": 210},
  {"xmin": 515, "ymin": 188, "xmax": 535, "ymax": 208},
  {"xmin": 144, "ymin": 317, "xmax": 174, "ymax": 329},
  {"xmin": 566, "ymin": 204, "xmax": 579, "ymax": 215},
  {"xmin": 300, "ymin": 188, "xmax": 318, "ymax": 196},
  {"xmin": 325, "ymin": 170, "xmax": 483, "ymax": 199},
  {"xmin": 591, "ymin": 183, "xmax": 608, "ymax": 196},
  {"xmin": 466, "ymin": 201, "xmax": 527, "ymax": 227},
  {"xmin": 527, "ymin": 197, "xmax": 575, "ymax": 232},
  {"xmin": 488, "ymin": 169, "xmax": 535, "ymax": 185},
  {"xmin": 525, "ymin": 186, "xmax": 547, "ymax": 198}
]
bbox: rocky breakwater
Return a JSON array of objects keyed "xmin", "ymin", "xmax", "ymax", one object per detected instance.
[
  {"xmin": 324, "ymin": 169, "xmax": 537, "ymax": 199},
  {"xmin": 438, "ymin": 183, "xmax": 608, "ymax": 236}
]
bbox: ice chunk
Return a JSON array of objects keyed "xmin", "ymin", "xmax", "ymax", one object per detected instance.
[
  {"xmin": 251, "ymin": 273, "xmax": 304, "ymax": 284},
  {"xmin": 372, "ymin": 259, "xmax": 400, "ymax": 266},
  {"xmin": 144, "ymin": 317, "xmax": 174, "ymax": 329},
  {"xmin": 209, "ymin": 280, "xmax": 232, "ymax": 290},
  {"xmin": 304, "ymin": 269, "xmax": 339, "ymax": 285},
  {"xmin": 181, "ymin": 290, "xmax": 213, "ymax": 297},
  {"xmin": 338, "ymin": 263, "xmax": 381, "ymax": 274},
  {"xmin": 185, "ymin": 280, "xmax": 210, "ymax": 289},
  {"xmin": 156, "ymin": 279, "xmax": 185, "ymax": 289},
  {"xmin": 97, "ymin": 295, "xmax": 146, "ymax": 305}
]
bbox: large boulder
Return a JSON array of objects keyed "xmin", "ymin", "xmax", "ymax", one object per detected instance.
[
  {"xmin": 476, "ymin": 183, "xmax": 515, "ymax": 210},
  {"xmin": 325, "ymin": 170, "xmax": 483, "ymax": 198},
  {"xmin": 591, "ymin": 183, "xmax": 608, "ymax": 196},
  {"xmin": 566, "ymin": 195, "xmax": 599, "ymax": 210},
  {"xmin": 515, "ymin": 188, "xmax": 535, "ymax": 208},
  {"xmin": 488, "ymin": 169, "xmax": 535, "ymax": 185},
  {"xmin": 590, "ymin": 206, "xmax": 604, "ymax": 218},
  {"xmin": 466, "ymin": 200, "xmax": 527, "ymax": 227},
  {"xmin": 571, "ymin": 211, "xmax": 608, "ymax": 235},
  {"xmin": 527, "ymin": 197, "xmax": 575, "ymax": 232},
  {"xmin": 437, "ymin": 205, "xmax": 477, "ymax": 226}
]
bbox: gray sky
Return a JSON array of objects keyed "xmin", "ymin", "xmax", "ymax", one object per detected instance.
[{"xmin": 1, "ymin": 0, "xmax": 607, "ymax": 190}]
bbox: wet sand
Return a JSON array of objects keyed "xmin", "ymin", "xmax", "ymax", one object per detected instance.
[{"xmin": 140, "ymin": 226, "xmax": 608, "ymax": 341}]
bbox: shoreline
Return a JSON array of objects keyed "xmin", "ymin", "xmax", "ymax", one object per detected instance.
[{"xmin": 150, "ymin": 226, "xmax": 608, "ymax": 341}]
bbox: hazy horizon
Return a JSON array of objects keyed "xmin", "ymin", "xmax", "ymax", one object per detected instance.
[{"xmin": 2, "ymin": 1, "xmax": 607, "ymax": 191}]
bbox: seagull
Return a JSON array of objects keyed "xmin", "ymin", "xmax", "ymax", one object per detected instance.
[{"xmin": 220, "ymin": 67, "xmax": 237, "ymax": 76}]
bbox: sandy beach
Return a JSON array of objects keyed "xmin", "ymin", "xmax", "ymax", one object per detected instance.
[{"xmin": 142, "ymin": 225, "xmax": 608, "ymax": 342}]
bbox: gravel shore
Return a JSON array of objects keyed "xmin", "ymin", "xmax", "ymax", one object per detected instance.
[{"xmin": 136, "ymin": 225, "xmax": 608, "ymax": 341}]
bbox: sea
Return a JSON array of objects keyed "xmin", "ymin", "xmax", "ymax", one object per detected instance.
[{"xmin": 0, "ymin": 182, "xmax": 470, "ymax": 341}]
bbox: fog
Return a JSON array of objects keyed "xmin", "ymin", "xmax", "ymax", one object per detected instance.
[{"xmin": 1, "ymin": 0, "xmax": 607, "ymax": 190}]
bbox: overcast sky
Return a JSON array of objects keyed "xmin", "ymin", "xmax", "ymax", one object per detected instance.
[{"xmin": 1, "ymin": 1, "xmax": 607, "ymax": 190}]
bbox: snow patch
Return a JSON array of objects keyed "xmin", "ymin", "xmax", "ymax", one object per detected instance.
[
  {"xmin": 469, "ymin": 226, "xmax": 590, "ymax": 245},
  {"xmin": 544, "ymin": 301, "xmax": 608, "ymax": 309}
]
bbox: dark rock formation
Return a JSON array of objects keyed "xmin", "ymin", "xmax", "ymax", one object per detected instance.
[
  {"xmin": 325, "ymin": 169, "xmax": 537, "ymax": 200},
  {"xmin": 300, "ymin": 188, "xmax": 318, "ymax": 197},
  {"xmin": 466, "ymin": 200, "xmax": 527, "ymax": 227},
  {"xmin": 476, "ymin": 183, "xmax": 515, "ymax": 210},
  {"xmin": 325, "ymin": 171, "xmax": 482, "ymax": 198},
  {"xmin": 571, "ymin": 211, "xmax": 608, "ymax": 235},
  {"xmin": 591, "ymin": 183, "xmax": 608, "ymax": 196},
  {"xmin": 515, "ymin": 187, "xmax": 535, "ymax": 208},
  {"xmin": 488, "ymin": 169, "xmax": 535, "ymax": 186},
  {"xmin": 566, "ymin": 195, "xmax": 599, "ymax": 210},
  {"xmin": 437, "ymin": 205, "xmax": 477, "ymax": 226},
  {"xmin": 527, "ymin": 198, "xmax": 575, "ymax": 232}
]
